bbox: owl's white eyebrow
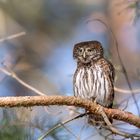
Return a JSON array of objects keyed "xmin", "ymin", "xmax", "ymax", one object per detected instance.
[{"xmin": 79, "ymin": 48, "xmax": 84, "ymax": 51}]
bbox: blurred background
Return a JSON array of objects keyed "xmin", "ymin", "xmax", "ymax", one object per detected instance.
[{"xmin": 0, "ymin": 0, "xmax": 140, "ymax": 139}]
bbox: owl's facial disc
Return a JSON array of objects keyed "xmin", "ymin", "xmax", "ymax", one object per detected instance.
[{"xmin": 77, "ymin": 47, "xmax": 99, "ymax": 63}]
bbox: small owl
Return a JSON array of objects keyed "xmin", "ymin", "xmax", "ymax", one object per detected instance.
[{"xmin": 73, "ymin": 41, "xmax": 114, "ymax": 125}]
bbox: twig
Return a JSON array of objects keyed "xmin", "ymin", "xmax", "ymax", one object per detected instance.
[
  {"xmin": 99, "ymin": 106, "xmax": 130, "ymax": 138},
  {"xmin": 77, "ymin": 123, "xmax": 87, "ymax": 140},
  {"xmin": 114, "ymin": 87, "xmax": 140, "ymax": 94},
  {"xmin": 38, "ymin": 113, "xmax": 86, "ymax": 140},
  {"xmin": 0, "ymin": 67, "xmax": 46, "ymax": 96},
  {"xmin": 0, "ymin": 32, "xmax": 26, "ymax": 42},
  {"xmin": 60, "ymin": 123, "xmax": 79, "ymax": 140}
]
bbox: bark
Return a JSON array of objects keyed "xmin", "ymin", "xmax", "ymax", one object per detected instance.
[{"xmin": 0, "ymin": 95, "xmax": 139, "ymax": 128}]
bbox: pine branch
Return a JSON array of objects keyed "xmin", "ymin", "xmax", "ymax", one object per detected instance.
[{"xmin": 0, "ymin": 95, "xmax": 140, "ymax": 128}]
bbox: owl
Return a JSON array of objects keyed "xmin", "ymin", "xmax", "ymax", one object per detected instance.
[{"xmin": 73, "ymin": 41, "xmax": 114, "ymax": 125}]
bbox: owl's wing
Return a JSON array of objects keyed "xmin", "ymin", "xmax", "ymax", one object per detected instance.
[
  {"xmin": 103, "ymin": 59, "xmax": 115, "ymax": 82},
  {"xmin": 97, "ymin": 58, "xmax": 115, "ymax": 108}
]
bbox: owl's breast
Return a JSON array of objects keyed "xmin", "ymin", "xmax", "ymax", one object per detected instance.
[{"xmin": 74, "ymin": 67, "xmax": 97, "ymax": 99}]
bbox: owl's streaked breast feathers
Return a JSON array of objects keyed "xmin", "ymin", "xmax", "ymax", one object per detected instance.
[{"xmin": 74, "ymin": 58, "xmax": 114, "ymax": 107}]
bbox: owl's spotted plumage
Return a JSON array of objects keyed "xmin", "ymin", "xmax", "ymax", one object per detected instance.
[{"xmin": 73, "ymin": 41, "xmax": 114, "ymax": 125}]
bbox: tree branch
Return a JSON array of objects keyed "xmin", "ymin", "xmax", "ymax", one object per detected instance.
[
  {"xmin": 0, "ymin": 31, "xmax": 26, "ymax": 42},
  {"xmin": 114, "ymin": 87, "xmax": 140, "ymax": 94},
  {"xmin": 0, "ymin": 95, "xmax": 140, "ymax": 128}
]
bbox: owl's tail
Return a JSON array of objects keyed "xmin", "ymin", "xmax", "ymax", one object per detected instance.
[
  {"xmin": 87, "ymin": 102, "xmax": 113, "ymax": 126},
  {"xmin": 87, "ymin": 113, "xmax": 113, "ymax": 126}
]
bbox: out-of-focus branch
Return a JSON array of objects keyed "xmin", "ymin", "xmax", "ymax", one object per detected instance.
[
  {"xmin": 114, "ymin": 87, "xmax": 140, "ymax": 94},
  {"xmin": 38, "ymin": 113, "xmax": 86, "ymax": 140},
  {"xmin": 0, "ymin": 67, "xmax": 46, "ymax": 96},
  {"xmin": 0, "ymin": 32, "xmax": 26, "ymax": 42},
  {"xmin": 0, "ymin": 95, "xmax": 140, "ymax": 129}
]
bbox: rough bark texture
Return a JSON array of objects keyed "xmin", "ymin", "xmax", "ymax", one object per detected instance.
[{"xmin": 0, "ymin": 95, "xmax": 140, "ymax": 128}]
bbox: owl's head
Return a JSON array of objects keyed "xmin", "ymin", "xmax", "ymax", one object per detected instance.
[{"xmin": 73, "ymin": 41, "xmax": 103, "ymax": 63}]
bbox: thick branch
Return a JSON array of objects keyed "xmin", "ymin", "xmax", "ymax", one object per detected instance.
[{"xmin": 0, "ymin": 95, "xmax": 140, "ymax": 128}]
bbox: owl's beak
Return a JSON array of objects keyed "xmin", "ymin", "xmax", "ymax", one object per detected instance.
[{"xmin": 83, "ymin": 52, "xmax": 86, "ymax": 58}]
